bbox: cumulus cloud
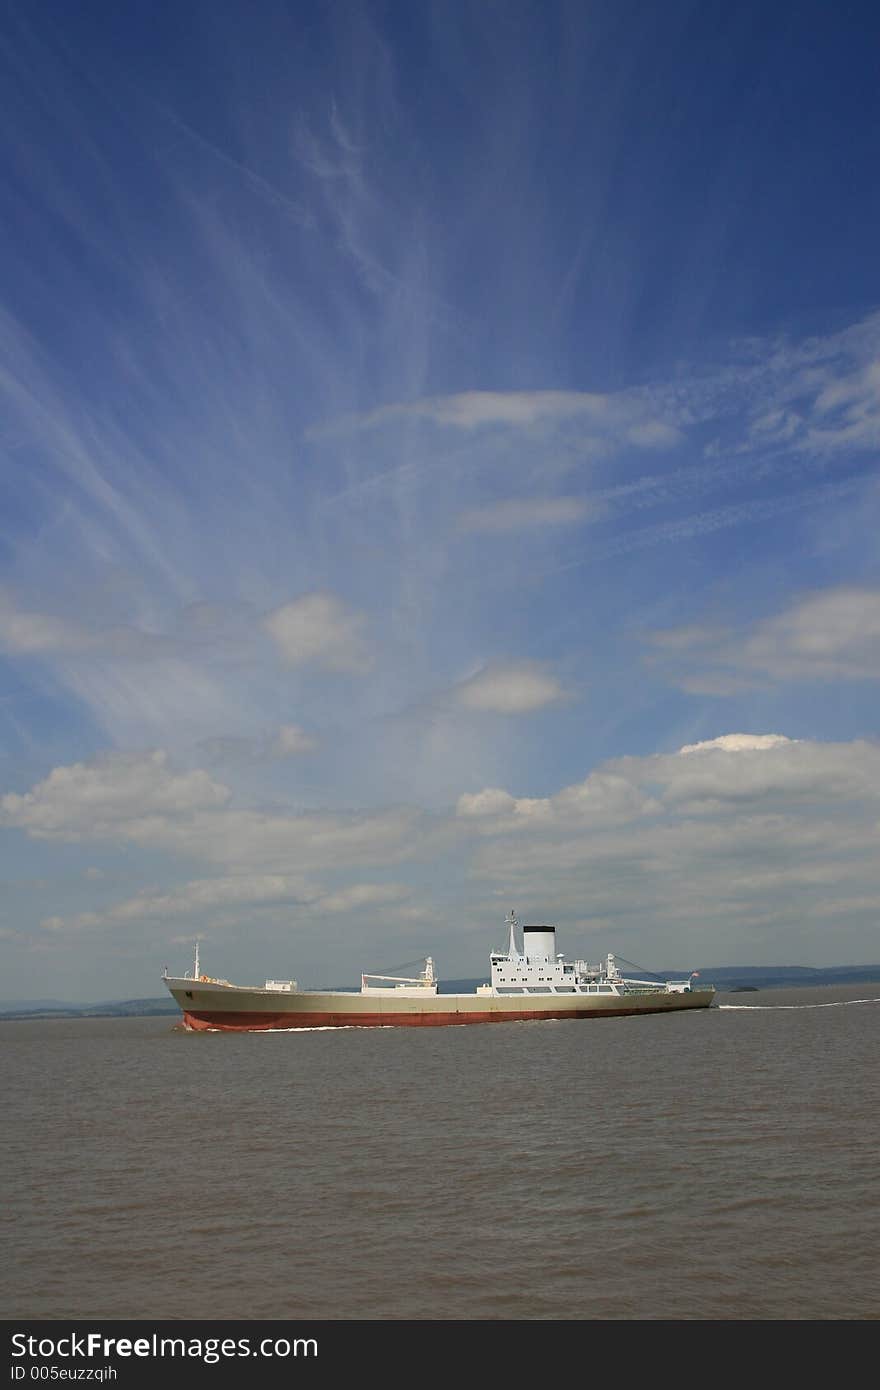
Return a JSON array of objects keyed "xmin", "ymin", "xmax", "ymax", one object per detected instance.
[
  {"xmin": 456, "ymin": 787, "xmax": 517, "ymax": 818},
  {"xmin": 515, "ymin": 734, "xmax": 872, "ymax": 827},
  {"xmin": 262, "ymin": 592, "xmax": 373, "ymax": 672},
  {"xmin": 0, "ymin": 750, "xmax": 442, "ymax": 875},
  {"xmin": 609, "ymin": 734, "xmax": 880, "ymax": 811},
  {"xmin": 463, "ymin": 733, "xmax": 880, "ymax": 955},
  {"xmin": 678, "ymin": 733, "xmax": 793, "ymax": 754},
  {"xmin": 11, "ymin": 732, "xmax": 880, "ymax": 967},
  {"xmin": 0, "ymin": 751, "xmax": 230, "ymax": 839},
  {"xmin": 454, "ymin": 663, "xmax": 567, "ymax": 714},
  {"xmin": 456, "ymin": 770, "xmax": 658, "ymax": 834}
]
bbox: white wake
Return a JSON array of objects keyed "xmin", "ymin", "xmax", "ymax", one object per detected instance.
[{"xmin": 719, "ymin": 997, "xmax": 880, "ymax": 1010}]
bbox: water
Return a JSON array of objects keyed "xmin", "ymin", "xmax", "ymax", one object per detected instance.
[{"xmin": 2, "ymin": 985, "xmax": 878, "ymax": 1320}]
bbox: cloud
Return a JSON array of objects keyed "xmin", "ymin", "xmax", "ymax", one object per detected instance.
[
  {"xmin": 463, "ymin": 734, "xmax": 880, "ymax": 953},
  {"xmin": 1, "ymin": 750, "xmax": 230, "ymax": 838},
  {"xmin": 0, "ymin": 599, "xmax": 93, "ymax": 655},
  {"xmin": 742, "ymin": 587, "xmax": 880, "ymax": 679},
  {"xmin": 41, "ymin": 872, "xmax": 315, "ymax": 931},
  {"xmin": 40, "ymin": 875, "xmax": 411, "ymax": 932},
  {"xmin": 749, "ymin": 408, "xmax": 802, "ymax": 442},
  {"xmin": 807, "ymin": 357, "xmax": 880, "ymax": 451},
  {"xmin": 678, "ymin": 733, "xmax": 793, "ymax": 754},
  {"xmin": 646, "ymin": 586, "xmax": 880, "ymax": 689},
  {"xmin": 10, "ymin": 732, "xmax": 880, "ymax": 969},
  {"xmin": 274, "ymin": 724, "xmax": 317, "ymax": 756},
  {"xmin": 0, "ymin": 591, "xmax": 269, "ymax": 746},
  {"xmin": 676, "ymin": 672, "xmax": 762, "ymax": 696},
  {"xmin": 625, "ymin": 421, "xmax": 682, "ymax": 449},
  {"xmin": 309, "ymin": 389, "xmax": 684, "ymax": 465},
  {"xmin": 646, "ymin": 624, "xmax": 728, "ymax": 652},
  {"xmin": 0, "ymin": 592, "xmax": 184, "ymax": 662},
  {"xmin": 198, "ymin": 724, "xmax": 318, "ymax": 765},
  {"xmin": 456, "ymin": 787, "xmax": 517, "ymax": 818},
  {"xmin": 378, "ymin": 390, "xmax": 610, "ymax": 430},
  {"xmin": 454, "ymin": 663, "xmax": 567, "ymax": 714},
  {"xmin": 458, "ymin": 497, "xmax": 597, "ymax": 533},
  {"xmin": 313, "ymin": 883, "xmax": 410, "ymax": 913},
  {"xmin": 612, "ymin": 735, "xmax": 880, "ymax": 812},
  {"xmin": 262, "ymin": 593, "xmax": 373, "ymax": 672},
  {"xmin": 310, "ymin": 390, "xmax": 611, "ymax": 436},
  {"xmin": 0, "ymin": 750, "xmax": 443, "ymax": 875},
  {"xmin": 469, "ymin": 733, "xmax": 879, "ymax": 836},
  {"xmin": 133, "ymin": 805, "xmax": 435, "ymax": 874},
  {"xmin": 456, "ymin": 770, "xmax": 658, "ymax": 834}
]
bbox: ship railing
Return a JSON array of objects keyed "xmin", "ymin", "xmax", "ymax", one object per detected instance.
[{"xmin": 620, "ymin": 983, "xmax": 674, "ymax": 995}]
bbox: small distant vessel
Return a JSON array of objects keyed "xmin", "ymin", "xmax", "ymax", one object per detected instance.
[{"xmin": 162, "ymin": 912, "xmax": 714, "ymax": 1031}]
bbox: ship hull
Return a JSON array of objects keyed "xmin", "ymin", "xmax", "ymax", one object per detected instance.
[{"xmin": 166, "ymin": 979, "xmax": 715, "ymax": 1031}]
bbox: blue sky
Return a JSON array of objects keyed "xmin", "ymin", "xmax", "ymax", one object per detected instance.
[{"xmin": 2, "ymin": 0, "xmax": 880, "ymax": 999}]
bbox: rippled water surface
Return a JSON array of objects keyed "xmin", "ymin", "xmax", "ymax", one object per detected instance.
[{"xmin": 3, "ymin": 986, "xmax": 878, "ymax": 1320}]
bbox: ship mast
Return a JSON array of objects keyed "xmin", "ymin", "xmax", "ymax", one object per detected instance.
[
  {"xmin": 506, "ymin": 909, "xmax": 520, "ymax": 960},
  {"xmin": 193, "ymin": 938, "xmax": 200, "ymax": 980}
]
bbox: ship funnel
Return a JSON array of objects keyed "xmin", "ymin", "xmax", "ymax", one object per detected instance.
[{"xmin": 523, "ymin": 925, "xmax": 556, "ymax": 963}]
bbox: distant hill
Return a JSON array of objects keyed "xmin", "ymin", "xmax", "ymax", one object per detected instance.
[
  {"xmin": 0, "ymin": 996, "xmax": 180, "ymax": 1021},
  {"xmin": 684, "ymin": 964, "xmax": 880, "ymax": 991},
  {"xmin": 0, "ymin": 999, "xmax": 79, "ymax": 1013},
  {"xmin": 2, "ymin": 963, "xmax": 879, "ymax": 1019}
]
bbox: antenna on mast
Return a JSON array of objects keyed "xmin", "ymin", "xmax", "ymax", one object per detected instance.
[{"xmin": 193, "ymin": 938, "xmax": 200, "ymax": 980}]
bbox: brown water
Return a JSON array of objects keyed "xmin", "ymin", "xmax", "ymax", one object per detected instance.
[{"xmin": 2, "ymin": 985, "xmax": 878, "ymax": 1320}]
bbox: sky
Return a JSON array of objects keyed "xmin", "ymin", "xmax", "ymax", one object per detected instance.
[{"xmin": 2, "ymin": 0, "xmax": 880, "ymax": 1000}]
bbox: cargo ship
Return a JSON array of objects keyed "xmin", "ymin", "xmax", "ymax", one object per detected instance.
[{"xmin": 162, "ymin": 912, "xmax": 714, "ymax": 1030}]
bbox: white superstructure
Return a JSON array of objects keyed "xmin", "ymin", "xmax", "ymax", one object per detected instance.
[{"xmin": 480, "ymin": 912, "xmax": 699, "ymax": 999}]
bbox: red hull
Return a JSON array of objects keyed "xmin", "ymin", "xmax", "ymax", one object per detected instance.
[{"xmin": 181, "ymin": 1004, "xmax": 690, "ymax": 1031}]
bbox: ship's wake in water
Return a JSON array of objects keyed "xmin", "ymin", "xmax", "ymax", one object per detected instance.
[
  {"xmin": 719, "ymin": 997, "xmax": 880, "ymax": 1010},
  {"xmin": 250, "ymin": 1024, "xmax": 396, "ymax": 1032}
]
